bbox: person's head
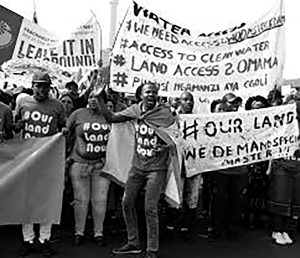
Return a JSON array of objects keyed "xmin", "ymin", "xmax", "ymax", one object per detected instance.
[
  {"xmin": 283, "ymin": 91, "xmax": 298, "ymax": 105},
  {"xmin": 65, "ymin": 81, "xmax": 79, "ymax": 99},
  {"xmin": 98, "ymin": 66, "xmax": 110, "ymax": 84},
  {"xmin": 140, "ymin": 82, "xmax": 159, "ymax": 111},
  {"xmin": 211, "ymin": 99, "xmax": 224, "ymax": 113},
  {"xmin": 107, "ymin": 88, "xmax": 119, "ymax": 103},
  {"xmin": 267, "ymin": 88, "xmax": 283, "ymax": 106},
  {"xmin": 169, "ymin": 97, "xmax": 180, "ymax": 109},
  {"xmin": 0, "ymin": 89, "xmax": 13, "ymax": 106},
  {"xmin": 106, "ymin": 97, "xmax": 115, "ymax": 112},
  {"xmin": 60, "ymin": 93, "xmax": 75, "ymax": 117},
  {"xmin": 245, "ymin": 95, "xmax": 269, "ymax": 110},
  {"xmin": 222, "ymin": 92, "xmax": 242, "ymax": 112},
  {"xmin": 87, "ymin": 91, "xmax": 100, "ymax": 112},
  {"xmin": 180, "ymin": 91, "xmax": 194, "ymax": 114},
  {"xmin": 32, "ymin": 71, "xmax": 52, "ymax": 101},
  {"xmin": 135, "ymin": 85, "xmax": 143, "ymax": 103}
]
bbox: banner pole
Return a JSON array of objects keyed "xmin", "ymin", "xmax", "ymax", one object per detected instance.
[
  {"xmin": 90, "ymin": 10, "xmax": 103, "ymax": 68},
  {"xmin": 32, "ymin": 0, "xmax": 38, "ymax": 24}
]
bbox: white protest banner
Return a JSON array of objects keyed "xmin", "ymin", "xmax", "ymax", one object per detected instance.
[
  {"xmin": 111, "ymin": 1, "xmax": 285, "ymax": 113},
  {"xmin": 180, "ymin": 104, "xmax": 299, "ymax": 177},
  {"xmin": 1, "ymin": 58, "xmax": 73, "ymax": 88},
  {"xmin": 0, "ymin": 5, "xmax": 100, "ymax": 81}
]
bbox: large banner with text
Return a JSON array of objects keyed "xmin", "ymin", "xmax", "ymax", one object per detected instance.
[
  {"xmin": 111, "ymin": 1, "xmax": 285, "ymax": 112},
  {"xmin": 0, "ymin": 5, "xmax": 100, "ymax": 86},
  {"xmin": 180, "ymin": 104, "xmax": 299, "ymax": 177}
]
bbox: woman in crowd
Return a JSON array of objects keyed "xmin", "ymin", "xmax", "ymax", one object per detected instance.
[
  {"xmin": 60, "ymin": 93, "xmax": 75, "ymax": 119},
  {"xmin": 244, "ymin": 96, "xmax": 270, "ymax": 229},
  {"xmin": 66, "ymin": 91, "xmax": 111, "ymax": 246},
  {"xmin": 267, "ymin": 93, "xmax": 300, "ymax": 245},
  {"xmin": 58, "ymin": 93, "xmax": 76, "ymax": 233},
  {"xmin": 106, "ymin": 97, "xmax": 115, "ymax": 112}
]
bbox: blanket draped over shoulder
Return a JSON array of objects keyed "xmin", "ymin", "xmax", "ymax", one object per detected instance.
[{"xmin": 102, "ymin": 103, "xmax": 184, "ymax": 208}]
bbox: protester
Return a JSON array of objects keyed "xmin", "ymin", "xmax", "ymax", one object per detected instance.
[
  {"xmin": 0, "ymin": 88, "xmax": 13, "ymax": 107},
  {"xmin": 267, "ymin": 88, "xmax": 283, "ymax": 106},
  {"xmin": 210, "ymin": 99, "xmax": 224, "ymax": 113},
  {"xmin": 97, "ymin": 82, "xmax": 180, "ymax": 258},
  {"xmin": 66, "ymin": 72, "xmax": 101, "ymax": 111},
  {"xmin": 106, "ymin": 97, "xmax": 115, "ymax": 112},
  {"xmin": 14, "ymin": 71, "xmax": 66, "ymax": 257},
  {"xmin": 244, "ymin": 96, "xmax": 270, "ymax": 229},
  {"xmin": 267, "ymin": 95, "xmax": 300, "ymax": 245},
  {"xmin": 60, "ymin": 93, "xmax": 75, "ymax": 119},
  {"xmin": 178, "ymin": 91, "xmax": 200, "ymax": 241},
  {"xmin": 210, "ymin": 92, "xmax": 248, "ymax": 240},
  {"xmin": 66, "ymin": 90, "xmax": 111, "ymax": 246},
  {"xmin": 65, "ymin": 80, "xmax": 88, "ymax": 110},
  {"xmin": 0, "ymin": 100, "xmax": 13, "ymax": 141},
  {"xmin": 201, "ymin": 99, "xmax": 226, "ymax": 238},
  {"xmin": 106, "ymin": 87, "xmax": 127, "ymax": 111},
  {"xmin": 135, "ymin": 85, "xmax": 143, "ymax": 103},
  {"xmin": 221, "ymin": 93, "xmax": 243, "ymax": 112},
  {"xmin": 58, "ymin": 92, "xmax": 76, "ymax": 237},
  {"xmin": 164, "ymin": 92, "xmax": 196, "ymax": 239},
  {"xmin": 245, "ymin": 95, "xmax": 270, "ymax": 111},
  {"xmin": 169, "ymin": 96, "xmax": 181, "ymax": 115}
]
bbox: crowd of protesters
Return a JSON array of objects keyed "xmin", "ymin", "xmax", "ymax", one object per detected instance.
[{"xmin": 1, "ymin": 69, "xmax": 300, "ymax": 258}]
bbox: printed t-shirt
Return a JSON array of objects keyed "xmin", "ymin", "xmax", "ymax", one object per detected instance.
[
  {"xmin": 67, "ymin": 108, "xmax": 111, "ymax": 163},
  {"xmin": 16, "ymin": 96, "xmax": 65, "ymax": 139},
  {"xmin": 116, "ymin": 103, "xmax": 170, "ymax": 171},
  {"xmin": 133, "ymin": 119, "xmax": 169, "ymax": 171}
]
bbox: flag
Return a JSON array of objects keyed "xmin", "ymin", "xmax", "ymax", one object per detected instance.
[
  {"xmin": 102, "ymin": 104, "xmax": 184, "ymax": 208},
  {"xmin": 0, "ymin": 133, "xmax": 65, "ymax": 225}
]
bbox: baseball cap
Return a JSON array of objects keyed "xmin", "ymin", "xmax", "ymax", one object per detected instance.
[
  {"xmin": 222, "ymin": 93, "xmax": 242, "ymax": 103},
  {"xmin": 32, "ymin": 71, "xmax": 52, "ymax": 84}
]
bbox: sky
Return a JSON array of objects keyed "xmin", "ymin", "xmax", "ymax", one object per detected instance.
[{"xmin": 0, "ymin": 0, "xmax": 299, "ymax": 79}]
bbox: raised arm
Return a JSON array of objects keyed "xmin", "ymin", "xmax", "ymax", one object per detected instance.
[{"xmin": 97, "ymin": 93, "xmax": 135, "ymax": 123}]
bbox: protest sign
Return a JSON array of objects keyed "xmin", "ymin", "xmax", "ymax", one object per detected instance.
[
  {"xmin": 180, "ymin": 104, "xmax": 299, "ymax": 177},
  {"xmin": 0, "ymin": 5, "xmax": 101, "ymax": 86},
  {"xmin": 111, "ymin": 1, "xmax": 285, "ymax": 112},
  {"xmin": 1, "ymin": 58, "xmax": 73, "ymax": 88},
  {"xmin": 0, "ymin": 134, "xmax": 65, "ymax": 225}
]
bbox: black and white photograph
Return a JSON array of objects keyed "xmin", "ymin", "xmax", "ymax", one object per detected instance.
[{"xmin": 0, "ymin": 0, "xmax": 300, "ymax": 257}]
